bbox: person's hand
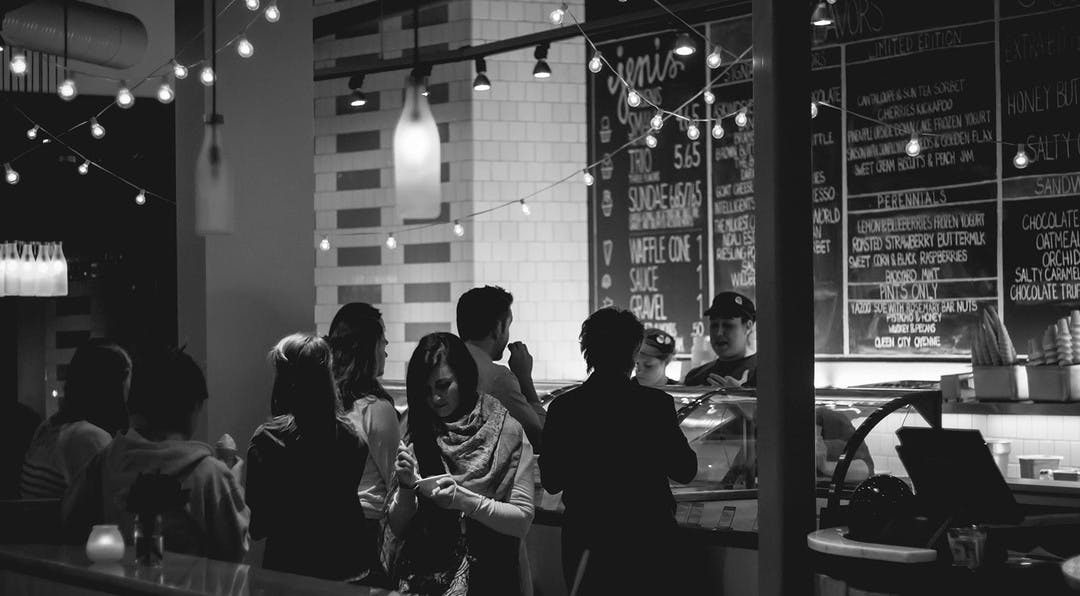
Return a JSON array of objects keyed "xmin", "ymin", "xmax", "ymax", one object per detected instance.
[
  {"xmin": 229, "ymin": 457, "xmax": 245, "ymax": 480},
  {"xmin": 427, "ymin": 476, "xmax": 459, "ymax": 510},
  {"xmin": 706, "ymin": 370, "xmax": 748, "ymax": 388},
  {"xmin": 508, "ymin": 341, "xmax": 533, "ymax": 379},
  {"xmin": 395, "ymin": 441, "xmax": 420, "ymax": 489}
]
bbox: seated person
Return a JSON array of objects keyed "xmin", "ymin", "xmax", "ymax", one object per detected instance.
[
  {"xmin": 3, "ymin": 400, "xmax": 41, "ymax": 499},
  {"xmin": 684, "ymin": 292, "xmax": 757, "ymax": 388},
  {"xmin": 21, "ymin": 340, "xmax": 130, "ymax": 499},
  {"xmin": 816, "ymin": 407, "xmax": 874, "ymax": 483},
  {"xmin": 62, "ymin": 349, "xmax": 249, "ymax": 562},
  {"xmin": 632, "ymin": 328, "xmax": 679, "ymax": 387}
]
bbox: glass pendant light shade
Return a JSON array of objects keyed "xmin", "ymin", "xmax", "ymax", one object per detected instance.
[
  {"xmin": 195, "ymin": 115, "xmax": 235, "ymax": 234},
  {"xmin": 52, "ymin": 242, "xmax": 68, "ymax": 296},
  {"xmin": 393, "ymin": 76, "xmax": 442, "ymax": 220},
  {"xmin": 18, "ymin": 242, "xmax": 34, "ymax": 296},
  {"xmin": 0, "ymin": 242, "xmax": 9, "ymax": 297}
]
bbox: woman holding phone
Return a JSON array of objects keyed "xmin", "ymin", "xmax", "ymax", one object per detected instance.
[{"xmin": 386, "ymin": 332, "xmax": 536, "ymax": 596}]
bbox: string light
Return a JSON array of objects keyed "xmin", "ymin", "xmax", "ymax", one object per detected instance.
[
  {"xmin": 453, "ymin": 220, "xmax": 465, "ymax": 237},
  {"xmin": 89, "ymin": 118, "xmax": 106, "ymax": 139},
  {"xmin": 520, "ymin": 199, "xmax": 531, "ymax": 215},
  {"xmin": 1013, "ymin": 143, "xmax": 1030, "ymax": 169},
  {"xmin": 583, "ymin": 170, "xmax": 595, "ymax": 186},
  {"xmin": 385, "ymin": 233, "xmax": 397, "ymax": 249},
  {"xmin": 673, "ymin": 32, "xmax": 696, "ymax": 56},
  {"xmin": 4, "ymin": 163, "xmax": 18, "ymax": 185},
  {"xmin": 58, "ymin": 77, "xmax": 77, "ymax": 101},
  {"xmin": 236, "ymin": 36, "xmax": 254, "ymax": 58},
  {"xmin": 711, "ymin": 122, "xmax": 725, "ymax": 139},
  {"xmin": 116, "ymin": 83, "xmax": 135, "ymax": 109},
  {"xmin": 264, "ymin": 0, "xmax": 280, "ymax": 22},
  {"xmin": 687, "ymin": 124, "xmax": 700, "ymax": 140},
  {"xmin": 735, "ymin": 107, "xmax": 749, "ymax": 128},
  {"xmin": 135, "ymin": 190, "xmax": 147, "ymax": 205},
  {"xmin": 245, "ymin": 0, "xmax": 260, "ymax": 10},
  {"xmin": 549, "ymin": 3, "xmax": 567, "ymax": 25},
  {"xmin": 627, "ymin": 89, "xmax": 641, "ymax": 108},
  {"xmin": 811, "ymin": 101, "xmax": 818, "ymax": 119},
  {"xmin": 707, "ymin": 46, "xmax": 722, "ymax": 69},
  {"xmin": 588, "ymin": 51, "xmax": 603, "ymax": 74},
  {"xmin": 26, "ymin": 126, "xmax": 38, "ymax": 140},
  {"xmin": 650, "ymin": 111, "xmax": 664, "ymax": 130},
  {"xmin": 704, "ymin": 90, "xmax": 715, "ymax": 105},
  {"xmin": 9, "ymin": 50, "xmax": 27, "ymax": 76},
  {"xmin": 533, "ymin": 44, "xmax": 551, "ymax": 79},
  {"xmin": 319, "ymin": 236, "xmax": 330, "ymax": 251},
  {"xmin": 905, "ymin": 132, "xmax": 921, "ymax": 157},
  {"xmin": 157, "ymin": 78, "xmax": 176, "ymax": 103},
  {"xmin": 200, "ymin": 65, "xmax": 215, "ymax": 86},
  {"xmin": 77, "ymin": 160, "xmax": 90, "ymax": 175},
  {"xmin": 645, "ymin": 133, "xmax": 658, "ymax": 148},
  {"xmin": 172, "ymin": 60, "xmax": 188, "ymax": 79}
]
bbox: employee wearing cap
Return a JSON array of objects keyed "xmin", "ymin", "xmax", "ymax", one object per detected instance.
[
  {"xmin": 683, "ymin": 292, "xmax": 757, "ymax": 388},
  {"xmin": 633, "ymin": 328, "xmax": 679, "ymax": 387}
]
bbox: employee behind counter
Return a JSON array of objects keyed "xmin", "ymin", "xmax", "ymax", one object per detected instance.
[{"xmin": 682, "ymin": 292, "xmax": 873, "ymax": 482}]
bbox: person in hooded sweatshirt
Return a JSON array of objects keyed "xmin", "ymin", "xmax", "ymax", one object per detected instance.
[
  {"xmin": 62, "ymin": 348, "xmax": 249, "ymax": 563},
  {"xmin": 246, "ymin": 333, "xmax": 370, "ymax": 581}
]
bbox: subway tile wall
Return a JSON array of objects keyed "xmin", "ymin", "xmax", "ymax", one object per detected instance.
[{"xmin": 313, "ymin": 0, "xmax": 589, "ymax": 381}]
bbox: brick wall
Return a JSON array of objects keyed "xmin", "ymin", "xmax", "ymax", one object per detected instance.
[{"xmin": 313, "ymin": 0, "xmax": 589, "ymax": 382}]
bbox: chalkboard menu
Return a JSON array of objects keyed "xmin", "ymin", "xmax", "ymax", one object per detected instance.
[
  {"xmin": 588, "ymin": 0, "xmax": 1080, "ymax": 358},
  {"xmin": 590, "ymin": 34, "xmax": 708, "ymax": 353}
]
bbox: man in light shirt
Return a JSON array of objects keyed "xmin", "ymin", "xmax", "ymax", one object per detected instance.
[{"xmin": 456, "ymin": 285, "xmax": 546, "ymax": 451}]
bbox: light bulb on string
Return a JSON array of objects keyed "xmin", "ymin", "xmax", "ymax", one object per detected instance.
[
  {"xmin": 385, "ymin": 234, "xmax": 397, "ymax": 250},
  {"xmin": 58, "ymin": 77, "xmax": 77, "ymax": 101},
  {"xmin": 712, "ymin": 122, "xmax": 725, "ymax": 139},
  {"xmin": 453, "ymin": 220, "xmax": 465, "ymax": 237},
  {"xmin": 236, "ymin": 36, "xmax": 254, "ymax": 58},
  {"xmin": 41, "ymin": 138, "xmax": 50, "ymax": 144},
  {"xmin": 520, "ymin": 199, "xmax": 531, "ymax": 216},
  {"xmin": 707, "ymin": 47, "xmax": 722, "ymax": 69},
  {"xmin": 588, "ymin": 51, "xmax": 603, "ymax": 74},
  {"xmin": 734, "ymin": 108, "xmax": 749, "ymax": 128},
  {"xmin": 157, "ymin": 78, "xmax": 175, "ymax": 103},
  {"xmin": 626, "ymin": 88, "xmax": 641, "ymax": 108},
  {"xmin": 811, "ymin": 101, "xmax": 818, "ymax": 119},
  {"xmin": 89, "ymin": 118, "xmax": 105, "ymax": 139},
  {"xmin": 264, "ymin": 0, "xmax": 280, "ymax": 22},
  {"xmin": 319, "ymin": 236, "xmax": 330, "ymax": 251},
  {"xmin": 1013, "ymin": 143, "xmax": 1031, "ymax": 169},
  {"xmin": 549, "ymin": 3, "xmax": 567, "ymax": 25},
  {"xmin": 686, "ymin": 123, "xmax": 700, "ymax": 140},
  {"xmin": 10, "ymin": 50, "xmax": 27, "ymax": 76},
  {"xmin": 200, "ymin": 65, "xmax": 215, "ymax": 86},
  {"xmin": 245, "ymin": 0, "xmax": 259, "ymax": 10},
  {"xmin": 645, "ymin": 133, "xmax": 658, "ymax": 148},
  {"xmin": 116, "ymin": 83, "xmax": 135, "ymax": 109},
  {"xmin": 905, "ymin": 132, "xmax": 921, "ymax": 157},
  {"xmin": 4, "ymin": 163, "xmax": 18, "ymax": 185},
  {"xmin": 77, "ymin": 160, "xmax": 90, "ymax": 175},
  {"xmin": 583, "ymin": 170, "xmax": 595, "ymax": 186},
  {"xmin": 172, "ymin": 60, "xmax": 188, "ymax": 79},
  {"xmin": 704, "ymin": 90, "xmax": 715, "ymax": 105},
  {"xmin": 650, "ymin": 111, "xmax": 664, "ymax": 130},
  {"xmin": 135, "ymin": 190, "xmax": 147, "ymax": 205},
  {"xmin": 26, "ymin": 126, "xmax": 38, "ymax": 140}
]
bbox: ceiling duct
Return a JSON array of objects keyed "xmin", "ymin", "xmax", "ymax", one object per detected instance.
[{"xmin": 1, "ymin": 0, "xmax": 147, "ymax": 69}]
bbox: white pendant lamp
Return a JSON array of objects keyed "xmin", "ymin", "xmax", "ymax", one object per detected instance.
[{"xmin": 194, "ymin": 0, "xmax": 235, "ymax": 235}]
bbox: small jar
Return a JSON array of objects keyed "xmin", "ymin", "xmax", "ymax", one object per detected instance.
[
  {"xmin": 86, "ymin": 524, "xmax": 125, "ymax": 563},
  {"xmin": 133, "ymin": 513, "xmax": 164, "ymax": 567}
]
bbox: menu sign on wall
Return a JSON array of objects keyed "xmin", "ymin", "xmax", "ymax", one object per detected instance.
[{"xmin": 590, "ymin": 34, "xmax": 708, "ymax": 353}]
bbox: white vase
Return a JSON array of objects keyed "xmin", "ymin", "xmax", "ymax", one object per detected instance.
[{"xmin": 85, "ymin": 524, "xmax": 125, "ymax": 563}]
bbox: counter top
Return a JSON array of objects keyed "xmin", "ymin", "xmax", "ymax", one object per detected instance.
[
  {"xmin": 807, "ymin": 527, "xmax": 937, "ymax": 563},
  {"xmin": 0, "ymin": 544, "xmax": 397, "ymax": 596}
]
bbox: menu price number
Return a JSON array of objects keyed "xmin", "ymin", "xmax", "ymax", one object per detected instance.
[{"xmin": 673, "ymin": 142, "xmax": 703, "ymax": 170}]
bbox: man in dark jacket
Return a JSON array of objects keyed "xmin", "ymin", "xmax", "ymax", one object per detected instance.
[{"xmin": 540, "ymin": 308, "xmax": 697, "ymax": 595}]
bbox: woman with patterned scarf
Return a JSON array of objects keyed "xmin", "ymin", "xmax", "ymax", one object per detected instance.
[{"xmin": 386, "ymin": 332, "xmax": 535, "ymax": 596}]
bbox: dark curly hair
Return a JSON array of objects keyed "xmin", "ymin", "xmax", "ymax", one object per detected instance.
[{"xmin": 579, "ymin": 307, "xmax": 645, "ymax": 374}]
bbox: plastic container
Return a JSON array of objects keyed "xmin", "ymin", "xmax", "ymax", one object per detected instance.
[
  {"xmin": 985, "ymin": 439, "xmax": 1011, "ymax": 478},
  {"xmin": 1019, "ymin": 455, "xmax": 1064, "ymax": 479},
  {"xmin": 973, "ymin": 365, "xmax": 1028, "ymax": 401},
  {"xmin": 1050, "ymin": 467, "xmax": 1080, "ymax": 481},
  {"xmin": 1026, "ymin": 366, "xmax": 1080, "ymax": 402}
]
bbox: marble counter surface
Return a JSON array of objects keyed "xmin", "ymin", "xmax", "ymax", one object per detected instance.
[{"xmin": 807, "ymin": 527, "xmax": 937, "ymax": 563}]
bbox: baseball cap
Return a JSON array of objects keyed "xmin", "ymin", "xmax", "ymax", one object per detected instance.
[
  {"xmin": 639, "ymin": 328, "xmax": 676, "ymax": 359},
  {"xmin": 703, "ymin": 291, "xmax": 756, "ymax": 321}
]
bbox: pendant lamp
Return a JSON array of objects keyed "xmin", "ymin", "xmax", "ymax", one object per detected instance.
[
  {"xmin": 393, "ymin": 1, "xmax": 441, "ymax": 221},
  {"xmin": 195, "ymin": 0, "xmax": 235, "ymax": 234}
]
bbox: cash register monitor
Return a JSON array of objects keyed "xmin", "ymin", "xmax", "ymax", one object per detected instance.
[{"xmin": 895, "ymin": 427, "xmax": 1022, "ymax": 526}]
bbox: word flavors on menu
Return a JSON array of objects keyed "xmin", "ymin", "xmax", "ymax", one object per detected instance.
[{"xmin": 0, "ymin": 241, "xmax": 69, "ymax": 297}]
